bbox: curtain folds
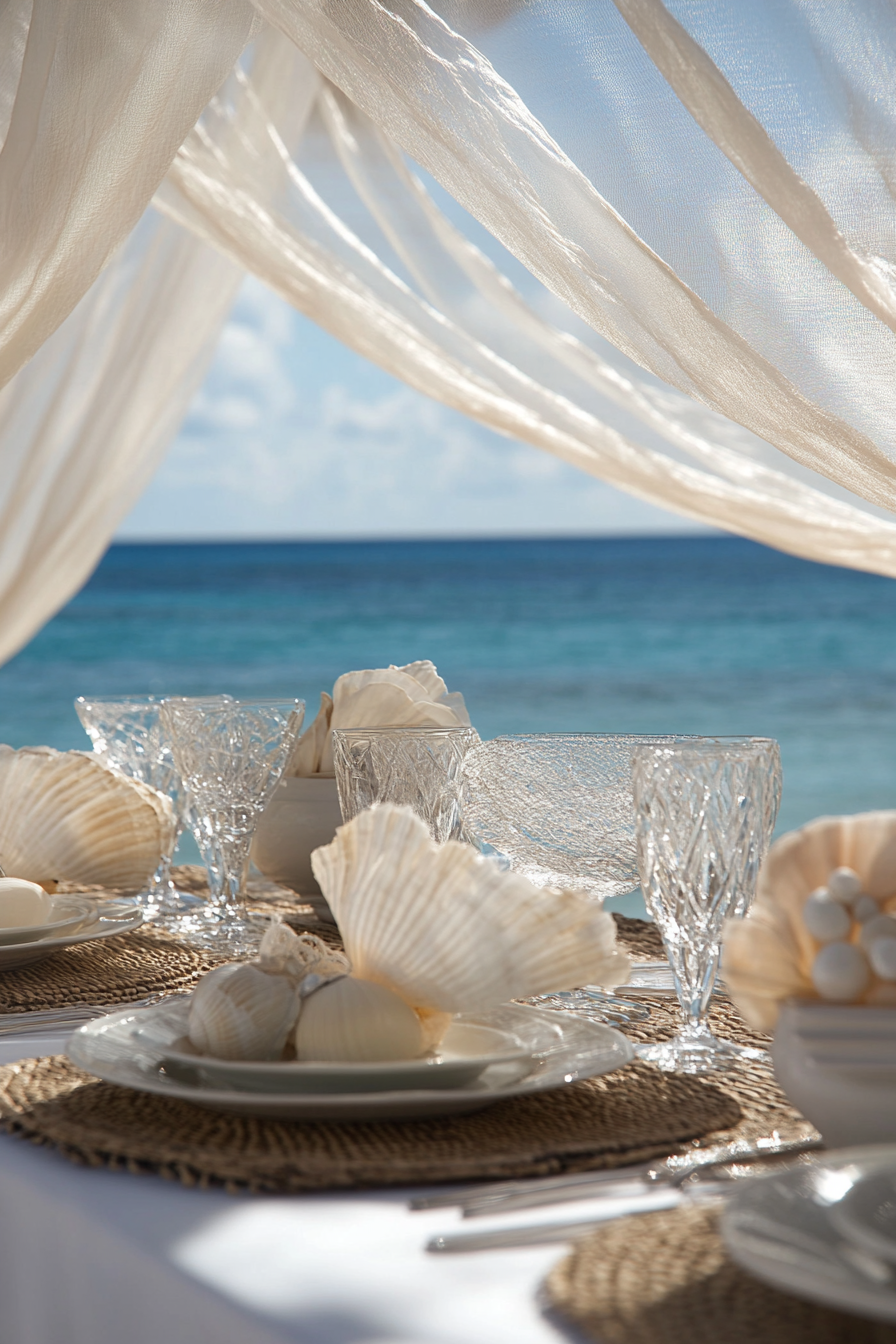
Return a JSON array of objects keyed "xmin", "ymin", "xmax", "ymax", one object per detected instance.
[
  {"xmin": 1, "ymin": 1, "xmax": 896, "ymax": 668},
  {"xmin": 0, "ymin": 0, "xmax": 253, "ymax": 390},
  {"xmin": 153, "ymin": 57, "xmax": 896, "ymax": 577}
]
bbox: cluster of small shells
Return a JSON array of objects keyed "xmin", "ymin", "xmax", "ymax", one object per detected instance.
[
  {"xmin": 188, "ymin": 803, "xmax": 631, "ymax": 1064},
  {"xmin": 723, "ymin": 810, "xmax": 896, "ymax": 1030},
  {"xmin": 803, "ymin": 866, "xmax": 896, "ymax": 1002}
]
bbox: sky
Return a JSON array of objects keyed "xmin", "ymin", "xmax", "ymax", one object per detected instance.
[{"xmin": 117, "ymin": 276, "xmax": 704, "ymax": 541}]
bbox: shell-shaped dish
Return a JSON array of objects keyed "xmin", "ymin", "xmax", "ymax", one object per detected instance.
[
  {"xmin": 723, "ymin": 811, "xmax": 896, "ymax": 1030},
  {"xmin": 310, "ymin": 803, "xmax": 631, "ymax": 1014},
  {"xmin": 0, "ymin": 745, "xmax": 174, "ymax": 890}
]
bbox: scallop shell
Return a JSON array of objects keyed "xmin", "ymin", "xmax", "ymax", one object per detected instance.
[
  {"xmin": 0, "ymin": 745, "xmax": 174, "ymax": 889},
  {"xmin": 188, "ymin": 962, "xmax": 299, "ymax": 1061},
  {"xmin": 723, "ymin": 810, "xmax": 896, "ymax": 1030},
  {"xmin": 310, "ymin": 803, "xmax": 631, "ymax": 1013}
]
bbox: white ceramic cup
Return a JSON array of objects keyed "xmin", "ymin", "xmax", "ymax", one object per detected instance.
[{"xmin": 250, "ymin": 776, "xmax": 342, "ymax": 921}]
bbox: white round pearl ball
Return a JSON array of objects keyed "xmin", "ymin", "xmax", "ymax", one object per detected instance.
[
  {"xmin": 811, "ymin": 941, "xmax": 870, "ymax": 1002},
  {"xmin": 802, "ymin": 893, "xmax": 852, "ymax": 943},
  {"xmin": 853, "ymin": 894, "xmax": 880, "ymax": 924},
  {"xmin": 860, "ymin": 914, "xmax": 896, "ymax": 950},
  {"xmin": 827, "ymin": 867, "xmax": 862, "ymax": 903},
  {"xmin": 869, "ymin": 938, "xmax": 896, "ymax": 982}
]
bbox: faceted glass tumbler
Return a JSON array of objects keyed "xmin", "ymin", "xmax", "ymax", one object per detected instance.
[
  {"xmin": 632, "ymin": 736, "xmax": 781, "ymax": 1073},
  {"xmin": 160, "ymin": 697, "xmax": 304, "ymax": 954},
  {"xmin": 461, "ymin": 733, "xmax": 697, "ymax": 900},
  {"xmin": 332, "ymin": 726, "xmax": 479, "ymax": 842},
  {"xmin": 75, "ymin": 694, "xmax": 201, "ymax": 922}
]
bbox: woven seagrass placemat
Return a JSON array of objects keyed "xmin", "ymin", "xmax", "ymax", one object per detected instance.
[
  {"xmin": 0, "ymin": 930, "xmax": 228, "ymax": 1013},
  {"xmin": 0, "ymin": 911, "xmax": 813, "ymax": 1193},
  {"xmin": 0, "ymin": 1054, "xmax": 739, "ymax": 1193},
  {"xmin": 545, "ymin": 1203, "xmax": 896, "ymax": 1344}
]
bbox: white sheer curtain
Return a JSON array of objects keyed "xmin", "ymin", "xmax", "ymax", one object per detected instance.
[{"xmin": 1, "ymin": 0, "xmax": 896, "ymax": 668}]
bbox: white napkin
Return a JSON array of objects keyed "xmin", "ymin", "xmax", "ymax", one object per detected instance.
[{"xmin": 286, "ymin": 661, "xmax": 471, "ymax": 777}]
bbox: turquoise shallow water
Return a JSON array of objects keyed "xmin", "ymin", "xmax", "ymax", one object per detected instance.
[{"xmin": 2, "ymin": 535, "xmax": 895, "ymax": 915}]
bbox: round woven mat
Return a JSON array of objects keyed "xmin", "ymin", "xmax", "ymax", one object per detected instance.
[
  {"xmin": 545, "ymin": 1203, "xmax": 896, "ymax": 1344},
  {"xmin": 0, "ymin": 1055, "xmax": 739, "ymax": 1194},
  {"xmin": 0, "ymin": 930, "xmax": 227, "ymax": 1012}
]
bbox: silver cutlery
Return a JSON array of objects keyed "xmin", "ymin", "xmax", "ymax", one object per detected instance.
[
  {"xmin": 0, "ymin": 992, "xmax": 187, "ymax": 1037},
  {"xmin": 410, "ymin": 1134, "xmax": 823, "ymax": 1216}
]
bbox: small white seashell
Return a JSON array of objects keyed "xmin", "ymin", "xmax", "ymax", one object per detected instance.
[
  {"xmin": 295, "ymin": 976, "xmax": 424, "ymax": 1062},
  {"xmin": 811, "ymin": 942, "xmax": 871, "ymax": 1002},
  {"xmin": 0, "ymin": 745, "xmax": 174, "ymax": 889},
  {"xmin": 310, "ymin": 804, "xmax": 631, "ymax": 1016},
  {"xmin": 802, "ymin": 892, "xmax": 851, "ymax": 943},
  {"xmin": 852, "ymin": 894, "xmax": 881, "ymax": 924},
  {"xmin": 188, "ymin": 963, "xmax": 299, "ymax": 1061},
  {"xmin": 868, "ymin": 938, "xmax": 896, "ymax": 982},
  {"xmin": 860, "ymin": 914, "xmax": 896, "ymax": 950},
  {"xmin": 827, "ymin": 866, "xmax": 862, "ymax": 903},
  {"xmin": 0, "ymin": 878, "xmax": 52, "ymax": 928}
]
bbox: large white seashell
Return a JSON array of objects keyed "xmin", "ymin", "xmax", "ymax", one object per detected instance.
[
  {"xmin": 724, "ymin": 811, "xmax": 896, "ymax": 1029},
  {"xmin": 310, "ymin": 804, "xmax": 631, "ymax": 1015},
  {"xmin": 295, "ymin": 976, "xmax": 425, "ymax": 1062},
  {"xmin": 188, "ymin": 963, "xmax": 299, "ymax": 1061},
  {"xmin": 0, "ymin": 745, "xmax": 174, "ymax": 889}
]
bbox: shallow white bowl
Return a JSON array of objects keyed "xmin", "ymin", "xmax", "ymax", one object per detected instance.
[
  {"xmin": 773, "ymin": 1000, "xmax": 896, "ymax": 1146},
  {"xmin": 251, "ymin": 776, "xmax": 342, "ymax": 917},
  {"xmin": 148, "ymin": 1020, "xmax": 529, "ymax": 1094}
]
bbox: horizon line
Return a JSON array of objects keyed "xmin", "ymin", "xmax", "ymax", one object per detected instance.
[{"xmin": 110, "ymin": 528, "xmax": 727, "ymax": 546}]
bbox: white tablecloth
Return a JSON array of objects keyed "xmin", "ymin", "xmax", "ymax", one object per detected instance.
[{"xmin": 0, "ymin": 1032, "xmax": 662, "ymax": 1344}]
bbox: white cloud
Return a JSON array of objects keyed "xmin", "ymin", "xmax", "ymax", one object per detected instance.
[{"xmin": 119, "ymin": 277, "xmax": 707, "ymax": 540}]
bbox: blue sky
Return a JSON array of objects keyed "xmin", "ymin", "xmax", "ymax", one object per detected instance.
[{"xmin": 117, "ymin": 276, "xmax": 704, "ymax": 540}]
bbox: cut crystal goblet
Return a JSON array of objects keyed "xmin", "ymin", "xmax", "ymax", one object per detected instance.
[
  {"xmin": 160, "ymin": 697, "xmax": 304, "ymax": 955},
  {"xmin": 75, "ymin": 694, "xmax": 205, "ymax": 924},
  {"xmin": 632, "ymin": 736, "xmax": 781, "ymax": 1073},
  {"xmin": 332, "ymin": 725, "xmax": 479, "ymax": 842}
]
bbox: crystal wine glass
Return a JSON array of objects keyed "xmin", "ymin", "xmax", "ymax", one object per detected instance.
[
  {"xmin": 631, "ymin": 736, "xmax": 781, "ymax": 1073},
  {"xmin": 75, "ymin": 694, "xmax": 207, "ymax": 923},
  {"xmin": 332, "ymin": 725, "xmax": 479, "ymax": 842},
  {"xmin": 160, "ymin": 697, "xmax": 304, "ymax": 955}
]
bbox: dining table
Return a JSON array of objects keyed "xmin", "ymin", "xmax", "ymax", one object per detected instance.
[{"xmin": 0, "ymin": 1026, "xmax": 680, "ymax": 1344}]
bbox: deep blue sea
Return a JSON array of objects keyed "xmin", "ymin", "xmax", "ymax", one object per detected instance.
[{"xmin": 2, "ymin": 535, "xmax": 895, "ymax": 912}]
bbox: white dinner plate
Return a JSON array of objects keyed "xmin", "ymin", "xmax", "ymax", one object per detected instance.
[
  {"xmin": 150, "ymin": 1017, "xmax": 529, "ymax": 1094},
  {"xmin": 0, "ymin": 901, "xmax": 143, "ymax": 971},
  {"xmin": 67, "ymin": 1001, "xmax": 634, "ymax": 1120},
  {"xmin": 723, "ymin": 1146, "xmax": 896, "ymax": 1323},
  {"xmin": 0, "ymin": 894, "xmax": 98, "ymax": 947},
  {"xmin": 828, "ymin": 1167, "xmax": 896, "ymax": 1265}
]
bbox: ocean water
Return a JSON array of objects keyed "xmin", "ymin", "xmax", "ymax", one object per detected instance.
[{"xmin": 2, "ymin": 536, "xmax": 895, "ymax": 914}]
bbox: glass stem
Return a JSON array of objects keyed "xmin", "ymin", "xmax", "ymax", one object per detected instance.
[{"xmin": 664, "ymin": 932, "xmax": 720, "ymax": 1040}]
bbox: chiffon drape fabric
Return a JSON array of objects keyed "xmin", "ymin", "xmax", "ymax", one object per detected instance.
[{"xmin": 1, "ymin": 1, "xmax": 896, "ymax": 667}]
